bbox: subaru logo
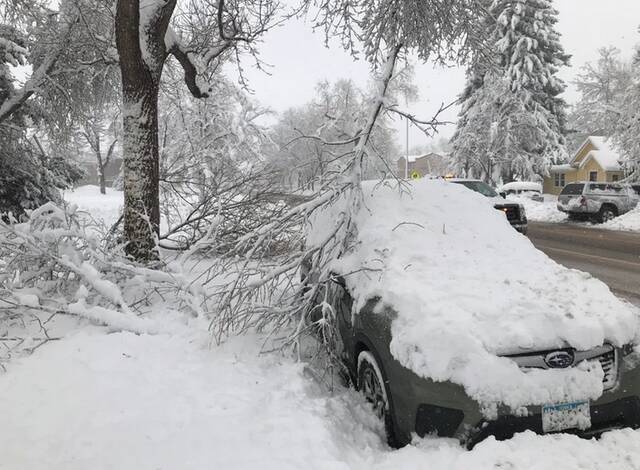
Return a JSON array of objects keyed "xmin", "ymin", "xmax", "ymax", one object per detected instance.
[{"xmin": 544, "ymin": 351, "xmax": 574, "ymax": 369}]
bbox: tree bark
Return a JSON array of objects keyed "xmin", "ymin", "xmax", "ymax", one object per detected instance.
[
  {"xmin": 115, "ymin": 0, "xmax": 166, "ymax": 261},
  {"xmin": 115, "ymin": 0, "xmax": 208, "ymax": 261},
  {"xmin": 95, "ymin": 139, "xmax": 107, "ymax": 195}
]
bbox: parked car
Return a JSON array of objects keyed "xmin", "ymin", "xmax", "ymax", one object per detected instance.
[
  {"xmin": 449, "ymin": 178, "xmax": 528, "ymax": 234},
  {"xmin": 557, "ymin": 182, "xmax": 639, "ymax": 223},
  {"xmin": 499, "ymin": 181, "xmax": 544, "ymax": 202},
  {"xmin": 304, "ymin": 179, "xmax": 640, "ymax": 449}
]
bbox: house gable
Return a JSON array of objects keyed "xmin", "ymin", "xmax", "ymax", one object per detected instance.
[{"xmin": 572, "ymin": 139, "xmax": 597, "ymax": 166}]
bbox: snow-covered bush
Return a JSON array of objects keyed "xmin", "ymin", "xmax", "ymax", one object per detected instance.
[{"xmin": 0, "ymin": 202, "xmax": 208, "ymax": 365}]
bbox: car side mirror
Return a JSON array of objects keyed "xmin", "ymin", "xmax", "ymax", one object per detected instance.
[{"xmin": 499, "ymin": 191, "xmax": 506, "ymax": 199}]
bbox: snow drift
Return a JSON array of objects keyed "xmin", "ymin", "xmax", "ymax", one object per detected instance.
[{"xmin": 307, "ymin": 179, "xmax": 639, "ymax": 414}]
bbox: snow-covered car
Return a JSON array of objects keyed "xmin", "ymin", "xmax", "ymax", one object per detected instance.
[
  {"xmin": 449, "ymin": 178, "xmax": 528, "ymax": 234},
  {"xmin": 305, "ymin": 179, "xmax": 640, "ymax": 449},
  {"xmin": 557, "ymin": 182, "xmax": 639, "ymax": 223},
  {"xmin": 498, "ymin": 181, "xmax": 544, "ymax": 202}
]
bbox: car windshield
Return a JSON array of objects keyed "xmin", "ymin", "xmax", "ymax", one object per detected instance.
[
  {"xmin": 559, "ymin": 183, "xmax": 584, "ymax": 196},
  {"xmin": 453, "ymin": 180, "xmax": 498, "ymax": 198}
]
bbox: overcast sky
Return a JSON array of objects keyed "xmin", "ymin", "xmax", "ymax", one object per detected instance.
[{"xmin": 240, "ymin": 1, "xmax": 640, "ymax": 152}]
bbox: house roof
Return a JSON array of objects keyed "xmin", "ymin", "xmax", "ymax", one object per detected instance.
[
  {"xmin": 398, "ymin": 152, "xmax": 446, "ymax": 163},
  {"xmin": 573, "ymin": 136, "xmax": 622, "ymax": 172}
]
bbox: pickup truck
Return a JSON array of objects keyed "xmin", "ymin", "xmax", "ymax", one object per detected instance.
[{"xmin": 557, "ymin": 182, "xmax": 639, "ymax": 223}]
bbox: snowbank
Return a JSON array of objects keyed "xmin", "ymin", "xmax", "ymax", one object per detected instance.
[
  {"xmin": 602, "ymin": 206, "xmax": 640, "ymax": 233},
  {"xmin": 2, "ymin": 329, "xmax": 640, "ymax": 469},
  {"xmin": 507, "ymin": 195, "xmax": 568, "ymax": 223},
  {"xmin": 308, "ymin": 179, "xmax": 638, "ymax": 413}
]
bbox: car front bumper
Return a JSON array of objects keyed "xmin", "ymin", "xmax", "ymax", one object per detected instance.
[{"xmin": 393, "ymin": 347, "xmax": 640, "ymax": 447}]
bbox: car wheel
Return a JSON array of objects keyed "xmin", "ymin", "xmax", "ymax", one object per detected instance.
[
  {"xmin": 357, "ymin": 350, "xmax": 399, "ymax": 447},
  {"xmin": 597, "ymin": 206, "xmax": 617, "ymax": 223}
]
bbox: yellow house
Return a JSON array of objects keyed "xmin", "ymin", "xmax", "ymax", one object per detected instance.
[{"xmin": 543, "ymin": 136, "xmax": 625, "ymax": 195}]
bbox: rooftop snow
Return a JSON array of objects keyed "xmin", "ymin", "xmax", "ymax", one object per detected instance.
[
  {"xmin": 579, "ymin": 136, "xmax": 623, "ymax": 172},
  {"xmin": 307, "ymin": 179, "xmax": 639, "ymax": 414}
]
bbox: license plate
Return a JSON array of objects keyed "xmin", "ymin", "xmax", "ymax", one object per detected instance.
[{"xmin": 542, "ymin": 401, "xmax": 591, "ymax": 433}]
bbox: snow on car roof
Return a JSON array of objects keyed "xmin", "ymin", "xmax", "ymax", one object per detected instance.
[
  {"xmin": 307, "ymin": 179, "xmax": 638, "ymax": 415},
  {"xmin": 499, "ymin": 181, "xmax": 542, "ymax": 192}
]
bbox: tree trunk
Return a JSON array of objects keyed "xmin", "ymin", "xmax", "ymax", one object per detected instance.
[
  {"xmin": 116, "ymin": 0, "xmax": 164, "ymax": 261},
  {"xmin": 115, "ymin": 0, "xmax": 206, "ymax": 261},
  {"xmin": 97, "ymin": 157, "xmax": 107, "ymax": 194},
  {"xmin": 94, "ymin": 137, "xmax": 107, "ymax": 195}
]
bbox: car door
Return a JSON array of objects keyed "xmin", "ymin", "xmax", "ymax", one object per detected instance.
[{"xmin": 326, "ymin": 277, "xmax": 355, "ymax": 363}]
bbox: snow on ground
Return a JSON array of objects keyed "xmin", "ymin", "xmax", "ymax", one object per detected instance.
[
  {"xmin": 64, "ymin": 185, "xmax": 124, "ymax": 228},
  {"xmin": 602, "ymin": 206, "xmax": 640, "ymax": 232},
  {"xmin": 2, "ymin": 328, "xmax": 640, "ymax": 470},
  {"xmin": 507, "ymin": 195, "xmax": 568, "ymax": 223}
]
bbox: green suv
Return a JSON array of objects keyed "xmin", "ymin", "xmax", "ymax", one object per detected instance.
[
  {"xmin": 304, "ymin": 179, "xmax": 640, "ymax": 448},
  {"xmin": 313, "ymin": 278, "xmax": 640, "ymax": 447}
]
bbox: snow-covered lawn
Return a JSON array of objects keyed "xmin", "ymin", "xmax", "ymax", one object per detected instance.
[
  {"xmin": 64, "ymin": 185, "xmax": 124, "ymax": 228},
  {"xmin": 2, "ymin": 327, "xmax": 640, "ymax": 470}
]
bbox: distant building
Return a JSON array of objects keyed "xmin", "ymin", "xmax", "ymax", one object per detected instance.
[
  {"xmin": 543, "ymin": 136, "xmax": 625, "ymax": 195},
  {"xmin": 396, "ymin": 152, "xmax": 450, "ymax": 179}
]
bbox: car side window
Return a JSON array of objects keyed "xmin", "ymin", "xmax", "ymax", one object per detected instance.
[{"xmin": 331, "ymin": 282, "xmax": 354, "ymax": 326}]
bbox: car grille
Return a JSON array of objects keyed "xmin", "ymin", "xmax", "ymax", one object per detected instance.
[
  {"xmin": 507, "ymin": 345, "xmax": 618, "ymax": 390},
  {"xmin": 598, "ymin": 349, "xmax": 618, "ymax": 390}
]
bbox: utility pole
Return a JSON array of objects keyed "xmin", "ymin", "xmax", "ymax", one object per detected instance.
[{"xmin": 405, "ymin": 116, "xmax": 409, "ymax": 179}]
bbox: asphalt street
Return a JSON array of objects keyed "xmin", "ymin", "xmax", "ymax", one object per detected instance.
[{"xmin": 527, "ymin": 222, "xmax": 640, "ymax": 304}]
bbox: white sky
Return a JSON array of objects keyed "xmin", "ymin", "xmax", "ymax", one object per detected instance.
[{"xmin": 240, "ymin": 1, "xmax": 640, "ymax": 151}]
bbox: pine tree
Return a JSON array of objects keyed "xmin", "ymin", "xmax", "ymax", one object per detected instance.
[
  {"xmin": 0, "ymin": 24, "xmax": 82, "ymax": 218},
  {"xmin": 451, "ymin": 0, "xmax": 569, "ymax": 183},
  {"xmin": 613, "ymin": 50, "xmax": 640, "ymax": 180}
]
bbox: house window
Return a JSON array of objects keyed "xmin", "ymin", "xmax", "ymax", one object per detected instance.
[
  {"xmin": 612, "ymin": 174, "xmax": 620, "ymax": 182},
  {"xmin": 554, "ymin": 173, "xmax": 566, "ymax": 187},
  {"xmin": 589, "ymin": 171, "xmax": 598, "ymax": 181}
]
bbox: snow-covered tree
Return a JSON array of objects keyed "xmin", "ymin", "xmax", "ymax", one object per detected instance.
[
  {"xmin": 269, "ymin": 79, "xmax": 398, "ymax": 189},
  {"xmin": 0, "ymin": 0, "xmax": 78, "ymax": 124},
  {"xmin": 569, "ymin": 47, "xmax": 632, "ymax": 138},
  {"xmin": 451, "ymin": 0, "xmax": 569, "ymax": 183},
  {"xmin": 204, "ymin": 0, "xmax": 489, "ymax": 347},
  {"xmin": 0, "ymin": 23, "xmax": 82, "ymax": 218},
  {"xmin": 37, "ymin": 0, "xmax": 121, "ymax": 195},
  {"xmin": 613, "ymin": 49, "xmax": 640, "ymax": 180},
  {"xmin": 156, "ymin": 67, "xmax": 279, "ymax": 249},
  {"xmin": 115, "ymin": 0, "xmax": 283, "ymax": 261}
]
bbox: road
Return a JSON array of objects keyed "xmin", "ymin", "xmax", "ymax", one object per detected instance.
[{"xmin": 527, "ymin": 222, "xmax": 640, "ymax": 304}]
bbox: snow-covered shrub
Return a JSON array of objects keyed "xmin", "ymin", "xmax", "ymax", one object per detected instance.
[{"xmin": 0, "ymin": 202, "xmax": 208, "ymax": 365}]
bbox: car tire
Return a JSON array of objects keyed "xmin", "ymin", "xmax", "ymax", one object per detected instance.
[
  {"xmin": 597, "ymin": 205, "xmax": 617, "ymax": 224},
  {"xmin": 357, "ymin": 350, "xmax": 399, "ymax": 448}
]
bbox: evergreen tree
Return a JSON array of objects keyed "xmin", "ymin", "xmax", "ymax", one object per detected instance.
[
  {"xmin": 451, "ymin": 0, "xmax": 569, "ymax": 183},
  {"xmin": 0, "ymin": 24, "xmax": 81, "ymax": 218},
  {"xmin": 613, "ymin": 52, "xmax": 640, "ymax": 180}
]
